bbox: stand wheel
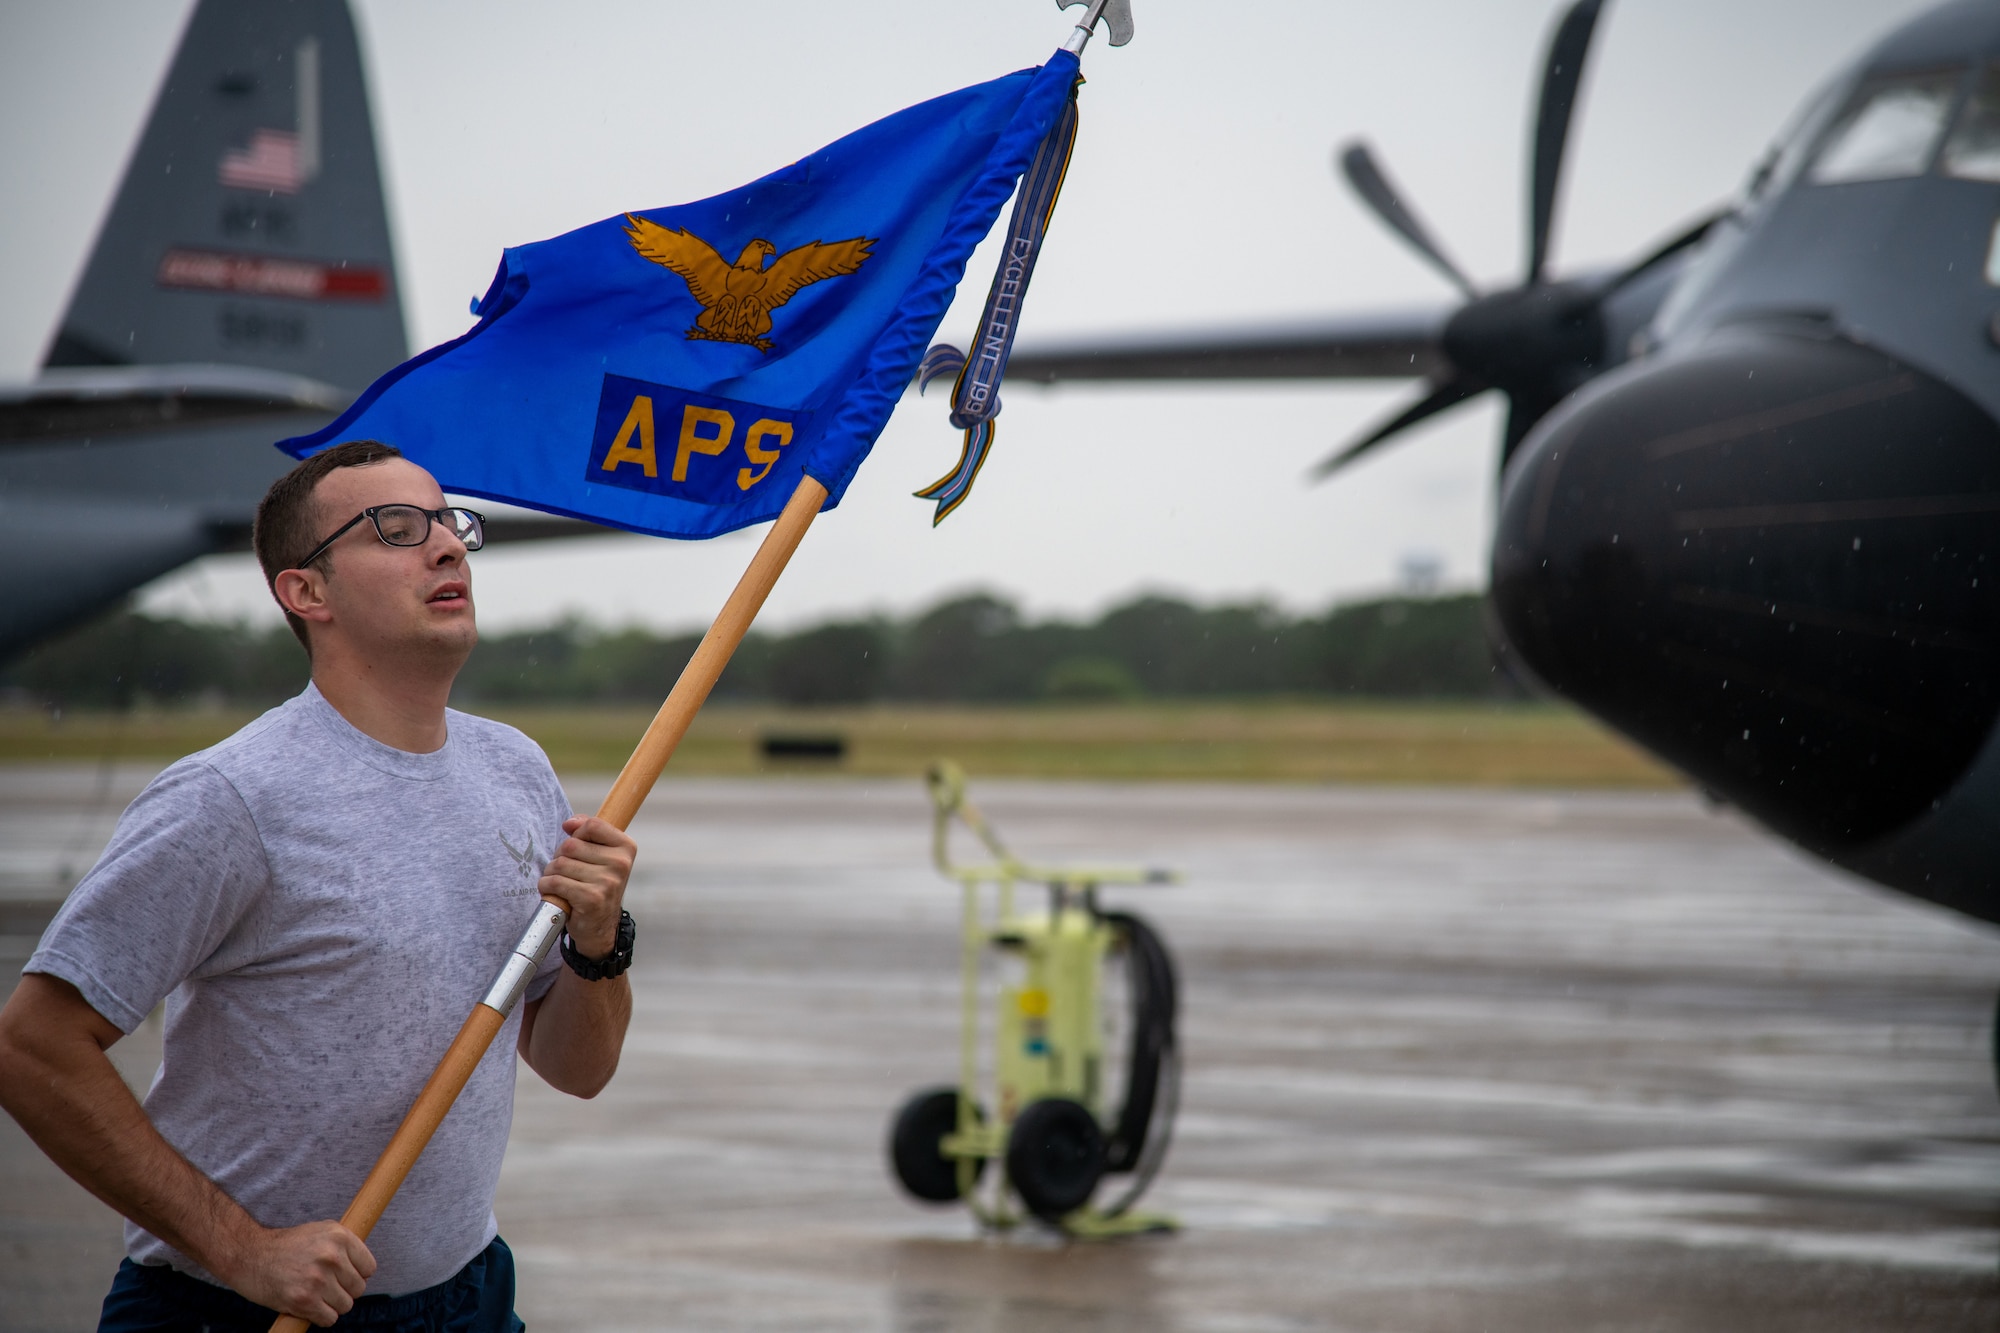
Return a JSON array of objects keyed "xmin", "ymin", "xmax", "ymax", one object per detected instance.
[
  {"xmin": 890, "ymin": 1087, "xmax": 986, "ymax": 1202},
  {"xmin": 1006, "ymin": 1097, "xmax": 1106, "ymax": 1222}
]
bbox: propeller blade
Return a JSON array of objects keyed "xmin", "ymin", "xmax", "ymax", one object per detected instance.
[
  {"xmin": 1502, "ymin": 396, "xmax": 1542, "ymax": 461},
  {"xmin": 1499, "ymin": 380, "xmax": 1576, "ymax": 465},
  {"xmin": 1338, "ymin": 142, "xmax": 1477, "ymax": 300},
  {"xmin": 1598, "ymin": 210, "xmax": 1721, "ymax": 300},
  {"xmin": 1527, "ymin": 0, "xmax": 1606, "ymax": 284},
  {"xmin": 1308, "ymin": 375, "xmax": 1487, "ymax": 481}
]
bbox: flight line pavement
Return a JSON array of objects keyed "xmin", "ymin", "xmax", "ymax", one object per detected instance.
[{"xmin": 3, "ymin": 766, "xmax": 1999, "ymax": 1331}]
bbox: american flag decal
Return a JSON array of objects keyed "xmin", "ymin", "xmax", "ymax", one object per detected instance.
[
  {"xmin": 217, "ymin": 36, "xmax": 320, "ymax": 194},
  {"xmin": 219, "ymin": 129, "xmax": 309, "ymax": 194}
]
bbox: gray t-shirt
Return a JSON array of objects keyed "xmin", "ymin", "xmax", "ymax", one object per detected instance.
[{"xmin": 26, "ymin": 684, "xmax": 570, "ymax": 1296}]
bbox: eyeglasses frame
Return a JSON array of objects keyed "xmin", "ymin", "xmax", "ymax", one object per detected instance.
[{"xmin": 293, "ymin": 504, "xmax": 487, "ymax": 573}]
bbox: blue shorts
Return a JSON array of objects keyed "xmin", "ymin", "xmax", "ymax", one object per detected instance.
[{"xmin": 96, "ymin": 1235, "xmax": 525, "ymax": 1332}]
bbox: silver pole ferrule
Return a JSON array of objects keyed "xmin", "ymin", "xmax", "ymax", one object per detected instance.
[
  {"xmin": 1062, "ymin": 0, "xmax": 1110, "ymax": 53},
  {"xmin": 481, "ymin": 899, "xmax": 567, "ymax": 1016}
]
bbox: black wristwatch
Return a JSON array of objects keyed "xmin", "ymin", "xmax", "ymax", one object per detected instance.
[{"xmin": 559, "ymin": 909, "xmax": 636, "ymax": 981}]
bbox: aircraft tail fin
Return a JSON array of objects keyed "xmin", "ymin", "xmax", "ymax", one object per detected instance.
[{"xmin": 44, "ymin": 0, "xmax": 406, "ymax": 391}]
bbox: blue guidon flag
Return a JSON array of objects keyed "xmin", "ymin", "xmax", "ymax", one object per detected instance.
[{"xmin": 280, "ymin": 52, "xmax": 1081, "ymax": 538}]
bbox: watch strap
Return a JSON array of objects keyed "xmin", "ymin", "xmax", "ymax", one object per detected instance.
[{"xmin": 559, "ymin": 909, "xmax": 636, "ymax": 981}]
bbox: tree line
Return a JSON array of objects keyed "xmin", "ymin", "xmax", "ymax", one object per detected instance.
[{"xmin": 1, "ymin": 591, "xmax": 1522, "ymax": 710}]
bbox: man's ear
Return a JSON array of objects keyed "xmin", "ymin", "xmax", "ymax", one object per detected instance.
[{"xmin": 273, "ymin": 567, "xmax": 333, "ymax": 626}]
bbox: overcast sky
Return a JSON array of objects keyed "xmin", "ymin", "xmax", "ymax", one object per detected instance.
[{"xmin": 0, "ymin": 0, "xmax": 1936, "ymax": 632}]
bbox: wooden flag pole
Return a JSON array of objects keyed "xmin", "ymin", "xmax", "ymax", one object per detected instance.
[
  {"xmin": 268, "ymin": 475, "xmax": 828, "ymax": 1333},
  {"xmin": 596, "ymin": 475, "xmax": 828, "ymax": 827}
]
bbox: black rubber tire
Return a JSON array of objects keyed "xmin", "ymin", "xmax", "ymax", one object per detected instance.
[
  {"xmin": 1006, "ymin": 1096, "xmax": 1107, "ymax": 1222},
  {"xmin": 890, "ymin": 1087, "xmax": 985, "ymax": 1203}
]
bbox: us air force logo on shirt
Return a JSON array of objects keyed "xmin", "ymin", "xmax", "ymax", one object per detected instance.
[{"xmin": 498, "ymin": 829, "xmax": 547, "ymax": 898}]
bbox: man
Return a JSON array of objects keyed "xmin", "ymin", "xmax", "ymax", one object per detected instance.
[{"xmin": 0, "ymin": 441, "xmax": 637, "ymax": 1330}]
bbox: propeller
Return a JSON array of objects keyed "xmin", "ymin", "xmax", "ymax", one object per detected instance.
[
  {"xmin": 1337, "ymin": 144, "xmax": 1476, "ymax": 300},
  {"xmin": 1307, "ymin": 375, "xmax": 1487, "ymax": 480},
  {"xmin": 1528, "ymin": 0, "xmax": 1604, "ymax": 283},
  {"xmin": 1312, "ymin": 0, "xmax": 1617, "ymax": 480}
]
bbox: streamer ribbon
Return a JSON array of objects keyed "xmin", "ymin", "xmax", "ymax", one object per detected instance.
[{"xmin": 916, "ymin": 81, "xmax": 1082, "ymax": 524}]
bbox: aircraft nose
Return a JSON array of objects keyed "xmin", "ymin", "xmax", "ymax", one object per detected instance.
[{"xmin": 1490, "ymin": 322, "xmax": 2000, "ymax": 854}]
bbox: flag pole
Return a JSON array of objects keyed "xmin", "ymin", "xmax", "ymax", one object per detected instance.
[{"xmin": 267, "ymin": 475, "xmax": 828, "ymax": 1333}]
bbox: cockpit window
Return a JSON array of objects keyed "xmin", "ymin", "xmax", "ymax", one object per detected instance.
[
  {"xmin": 1742, "ymin": 76, "xmax": 1849, "ymax": 205},
  {"xmin": 1806, "ymin": 72, "xmax": 1963, "ymax": 184},
  {"xmin": 1941, "ymin": 66, "xmax": 2000, "ymax": 181}
]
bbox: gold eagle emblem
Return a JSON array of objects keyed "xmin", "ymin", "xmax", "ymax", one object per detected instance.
[{"xmin": 624, "ymin": 215, "xmax": 876, "ymax": 354}]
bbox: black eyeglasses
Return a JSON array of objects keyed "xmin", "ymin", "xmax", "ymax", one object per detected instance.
[{"xmin": 295, "ymin": 505, "xmax": 486, "ymax": 571}]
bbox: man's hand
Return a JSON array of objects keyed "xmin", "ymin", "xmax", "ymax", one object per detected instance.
[
  {"xmin": 538, "ymin": 815, "xmax": 636, "ymax": 957},
  {"xmin": 218, "ymin": 1220, "xmax": 376, "ymax": 1328},
  {"xmin": 519, "ymin": 816, "xmax": 637, "ymax": 1098},
  {"xmin": 0, "ymin": 975, "xmax": 371, "ymax": 1320}
]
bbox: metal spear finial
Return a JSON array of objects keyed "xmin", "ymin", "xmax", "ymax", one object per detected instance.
[{"xmin": 1059, "ymin": 0, "xmax": 1134, "ymax": 53}]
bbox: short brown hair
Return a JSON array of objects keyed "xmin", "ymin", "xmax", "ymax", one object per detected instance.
[{"xmin": 253, "ymin": 440, "xmax": 404, "ymax": 649}]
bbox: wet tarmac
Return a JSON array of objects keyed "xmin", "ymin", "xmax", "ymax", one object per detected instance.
[{"xmin": 5, "ymin": 764, "xmax": 2000, "ymax": 1330}]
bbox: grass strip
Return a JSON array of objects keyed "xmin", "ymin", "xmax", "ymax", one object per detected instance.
[{"xmin": 0, "ymin": 701, "xmax": 1678, "ymax": 788}]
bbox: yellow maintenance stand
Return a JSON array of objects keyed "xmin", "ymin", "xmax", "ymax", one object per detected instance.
[{"xmin": 888, "ymin": 763, "xmax": 1180, "ymax": 1236}]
